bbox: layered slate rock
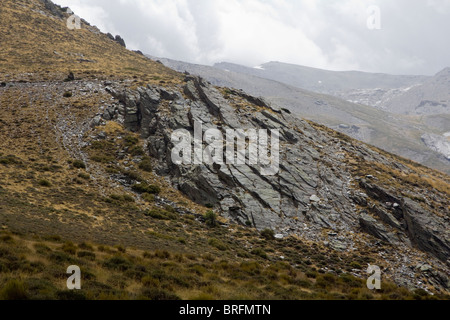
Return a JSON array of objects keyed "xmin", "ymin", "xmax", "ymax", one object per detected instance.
[{"xmin": 108, "ymin": 76, "xmax": 449, "ymax": 267}]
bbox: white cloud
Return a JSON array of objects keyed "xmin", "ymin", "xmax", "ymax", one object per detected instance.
[{"xmin": 54, "ymin": 0, "xmax": 450, "ymax": 75}]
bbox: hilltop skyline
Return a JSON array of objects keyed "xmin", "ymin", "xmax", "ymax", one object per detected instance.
[{"xmin": 56, "ymin": 0, "xmax": 450, "ymax": 75}]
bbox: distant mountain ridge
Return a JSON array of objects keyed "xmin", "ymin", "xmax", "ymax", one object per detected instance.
[{"xmin": 214, "ymin": 61, "xmax": 428, "ymax": 95}]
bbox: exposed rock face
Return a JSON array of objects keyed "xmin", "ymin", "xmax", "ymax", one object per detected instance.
[
  {"xmin": 115, "ymin": 35, "xmax": 126, "ymax": 48},
  {"xmin": 40, "ymin": 0, "xmax": 64, "ymax": 18},
  {"xmin": 108, "ymin": 76, "xmax": 449, "ymax": 271},
  {"xmin": 358, "ymin": 179, "xmax": 450, "ymax": 263},
  {"xmin": 105, "ymin": 33, "xmax": 127, "ymax": 47}
]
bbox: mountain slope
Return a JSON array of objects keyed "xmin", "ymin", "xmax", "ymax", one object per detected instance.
[
  {"xmin": 0, "ymin": 0, "xmax": 449, "ymax": 299},
  {"xmin": 214, "ymin": 61, "xmax": 428, "ymax": 95},
  {"xmin": 157, "ymin": 57, "xmax": 450, "ymax": 174}
]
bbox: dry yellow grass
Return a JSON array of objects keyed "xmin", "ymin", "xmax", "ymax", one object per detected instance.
[
  {"xmin": 0, "ymin": 0, "xmax": 449, "ymax": 301},
  {"xmin": 0, "ymin": 0, "xmax": 183, "ymax": 84}
]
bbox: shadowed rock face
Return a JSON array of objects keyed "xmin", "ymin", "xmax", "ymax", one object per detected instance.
[
  {"xmin": 40, "ymin": 0, "xmax": 64, "ymax": 18},
  {"xmin": 108, "ymin": 76, "xmax": 449, "ymax": 270}
]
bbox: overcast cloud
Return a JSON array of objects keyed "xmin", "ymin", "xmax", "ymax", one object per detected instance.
[{"xmin": 54, "ymin": 0, "xmax": 450, "ymax": 75}]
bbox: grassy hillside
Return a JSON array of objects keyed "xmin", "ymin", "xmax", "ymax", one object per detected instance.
[
  {"xmin": 0, "ymin": 0, "xmax": 449, "ymax": 300},
  {"xmin": 0, "ymin": 0, "xmax": 182, "ymax": 84}
]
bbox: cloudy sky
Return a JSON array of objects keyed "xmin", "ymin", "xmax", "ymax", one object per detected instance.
[{"xmin": 55, "ymin": 0, "xmax": 450, "ymax": 75}]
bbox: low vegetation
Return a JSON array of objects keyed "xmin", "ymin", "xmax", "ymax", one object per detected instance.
[{"xmin": 1, "ymin": 231, "xmax": 446, "ymax": 300}]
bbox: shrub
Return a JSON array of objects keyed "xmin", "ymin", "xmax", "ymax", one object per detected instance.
[
  {"xmin": 109, "ymin": 194, "xmax": 134, "ymax": 204},
  {"xmin": 0, "ymin": 234, "xmax": 14, "ymax": 243},
  {"xmin": 24, "ymin": 278, "xmax": 57, "ymax": 300},
  {"xmin": 132, "ymin": 183, "xmax": 161, "ymax": 194},
  {"xmin": 413, "ymin": 289, "xmax": 429, "ymax": 300},
  {"xmin": 142, "ymin": 276, "xmax": 161, "ymax": 288},
  {"xmin": 61, "ymin": 242, "xmax": 77, "ymax": 255},
  {"xmin": 124, "ymin": 170, "xmax": 142, "ymax": 182},
  {"xmin": 315, "ymin": 275, "xmax": 330, "ymax": 289},
  {"xmin": 154, "ymin": 250, "xmax": 171, "ymax": 260},
  {"xmin": 49, "ymin": 252, "xmax": 75, "ymax": 264},
  {"xmin": 261, "ymin": 228, "xmax": 275, "ymax": 240},
  {"xmin": 339, "ymin": 273, "xmax": 363, "ymax": 288},
  {"xmin": 115, "ymin": 245, "xmax": 126, "ymax": 253},
  {"xmin": 44, "ymin": 235, "xmax": 62, "ymax": 242},
  {"xmin": 145, "ymin": 209, "xmax": 176, "ymax": 220},
  {"xmin": 240, "ymin": 261, "xmax": 261, "ymax": 275},
  {"xmin": 124, "ymin": 135, "xmax": 139, "ymax": 146},
  {"xmin": 142, "ymin": 193, "xmax": 155, "ymax": 203},
  {"xmin": 103, "ymin": 256, "xmax": 132, "ymax": 271},
  {"xmin": 130, "ymin": 146, "xmax": 145, "ymax": 156},
  {"xmin": 251, "ymin": 248, "xmax": 267, "ymax": 259},
  {"xmin": 72, "ymin": 160, "xmax": 86, "ymax": 169},
  {"xmin": 38, "ymin": 179, "xmax": 51, "ymax": 187},
  {"xmin": 139, "ymin": 157, "xmax": 152, "ymax": 172},
  {"xmin": 63, "ymin": 91, "xmax": 73, "ymax": 98},
  {"xmin": 107, "ymin": 275, "xmax": 128, "ymax": 290},
  {"xmin": 78, "ymin": 173, "xmax": 90, "ymax": 180},
  {"xmin": 295, "ymin": 278, "xmax": 313, "ymax": 288},
  {"xmin": 34, "ymin": 243, "xmax": 52, "ymax": 255},
  {"xmin": 125, "ymin": 265, "xmax": 147, "ymax": 281},
  {"xmin": 78, "ymin": 242, "xmax": 94, "ymax": 251},
  {"xmin": 77, "ymin": 251, "xmax": 96, "ymax": 260},
  {"xmin": 208, "ymin": 238, "xmax": 227, "ymax": 251},
  {"xmin": 91, "ymin": 154, "xmax": 115, "ymax": 163},
  {"xmin": 202, "ymin": 253, "xmax": 215, "ymax": 262},
  {"xmin": 204, "ymin": 210, "xmax": 217, "ymax": 227},
  {"xmin": 306, "ymin": 271, "xmax": 317, "ymax": 279},
  {"xmin": 0, "ymin": 280, "xmax": 28, "ymax": 300},
  {"xmin": 237, "ymin": 250, "xmax": 250, "ymax": 258},
  {"xmin": 97, "ymin": 245, "xmax": 114, "ymax": 253},
  {"xmin": 0, "ymin": 155, "xmax": 20, "ymax": 165},
  {"xmin": 350, "ymin": 261, "xmax": 362, "ymax": 270}
]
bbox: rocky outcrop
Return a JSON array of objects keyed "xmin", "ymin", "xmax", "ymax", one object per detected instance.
[
  {"xmin": 402, "ymin": 198, "xmax": 450, "ymax": 263},
  {"xmin": 107, "ymin": 76, "xmax": 449, "ymax": 269},
  {"xmin": 40, "ymin": 0, "xmax": 64, "ymax": 18},
  {"xmin": 115, "ymin": 35, "xmax": 126, "ymax": 48},
  {"xmin": 358, "ymin": 179, "xmax": 450, "ymax": 263}
]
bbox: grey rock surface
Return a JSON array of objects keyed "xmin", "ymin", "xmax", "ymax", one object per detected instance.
[
  {"xmin": 152, "ymin": 56, "xmax": 450, "ymax": 174},
  {"xmin": 108, "ymin": 76, "xmax": 449, "ymax": 273}
]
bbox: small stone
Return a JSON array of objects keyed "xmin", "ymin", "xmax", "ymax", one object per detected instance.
[
  {"xmin": 420, "ymin": 264, "xmax": 432, "ymax": 272},
  {"xmin": 91, "ymin": 115, "xmax": 102, "ymax": 127},
  {"xmin": 310, "ymin": 195, "xmax": 320, "ymax": 203},
  {"xmin": 330, "ymin": 240, "xmax": 347, "ymax": 251},
  {"xmin": 328, "ymin": 232, "xmax": 338, "ymax": 237},
  {"xmin": 103, "ymin": 111, "xmax": 112, "ymax": 120}
]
